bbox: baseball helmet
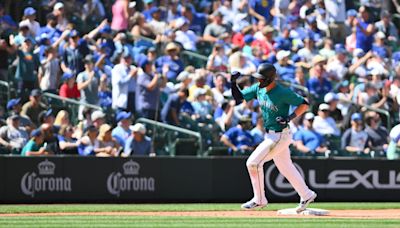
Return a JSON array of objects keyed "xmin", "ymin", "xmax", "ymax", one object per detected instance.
[{"xmin": 252, "ymin": 63, "xmax": 276, "ymax": 80}]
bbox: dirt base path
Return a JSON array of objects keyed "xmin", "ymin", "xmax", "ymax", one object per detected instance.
[{"xmin": 1, "ymin": 209, "xmax": 400, "ymax": 219}]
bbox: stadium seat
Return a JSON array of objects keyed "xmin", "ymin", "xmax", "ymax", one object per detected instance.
[{"xmin": 173, "ymin": 138, "xmax": 199, "ymax": 156}]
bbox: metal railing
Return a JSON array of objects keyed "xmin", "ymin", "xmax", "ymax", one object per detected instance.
[
  {"xmin": 136, "ymin": 117, "xmax": 203, "ymax": 157},
  {"xmin": 43, "ymin": 92, "xmax": 102, "ymax": 110},
  {"xmin": 0, "ymin": 80, "xmax": 11, "ymax": 106}
]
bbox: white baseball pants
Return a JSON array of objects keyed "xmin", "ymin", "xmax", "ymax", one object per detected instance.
[{"xmin": 246, "ymin": 128, "xmax": 314, "ymax": 204}]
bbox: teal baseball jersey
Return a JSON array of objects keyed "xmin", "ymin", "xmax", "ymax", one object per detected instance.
[{"xmin": 241, "ymin": 83, "xmax": 304, "ymax": 131}]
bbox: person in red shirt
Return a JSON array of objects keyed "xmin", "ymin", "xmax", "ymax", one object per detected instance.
[
  {"xmin": 59, "ymin": 72, "xmax": 80, "ymax": 99},
  {"xmin": 232, "ymin": 25, "xmax": 253, "ymax": 49}
]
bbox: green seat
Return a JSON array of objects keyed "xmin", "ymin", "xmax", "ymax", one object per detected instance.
[
  {"xmin": 205, "ymin": 146, "xmax": 229, "ymax": 156},
  {"xmin": 173, "ymin": 138, "xmax": 198, "ymax": 156}
]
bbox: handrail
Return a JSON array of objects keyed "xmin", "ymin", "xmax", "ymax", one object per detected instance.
[
  {"xmin": 338, "ymin": 98, "xmax": 391, "ymax": 130},
  {"xmin": 136, "ymin": 117, "xmax": 203, "ymax": 156},
  {"xmin": 0, "ymin": 80, "xmax": 10, "ymax": 102},
  {"xmin": 42, "ymin": 92, "xmax": 102, "ymax": 110}
]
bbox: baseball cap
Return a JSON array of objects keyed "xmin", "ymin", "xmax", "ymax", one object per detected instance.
[
  {"xmin": 62, "ymin": 72, "xmax": 74, "ymax": 81},
  {"xmin": 116, "ymin": 111, "xmax": 132, "ymax": 122},
  {"xmin": 276, "ymin": 50, "xmax": 291, "ymax": 61},
  {"xmin": 375, "ymin": 31, "xmax": 386, "ymax": 39},
  {"xmin": 144, "ymin": 0, "xmax": 153, "ymax": 4},
  {"xmin": 24, "ymin": 7, "xmax": 36, "ymax": 16},
  {"xmin": 244, "ymin": 34, "xmax": 254, "ymax": 44},
  {"xmin": 139, "ymin": 57, "xmax": 151, "ymax": 68},
  {"xmin": 39, "ymin": 109, "xmax": 54, "ymax": 123},
  {"xmin": 347, "ymin": 9, "xmax": 357, "ymax": 17},
  {"xmin": 177, "ymin": 71, "xmax": 191, "ymax": 82},
  {"xmin": 150, "ymin": 6, "xmax": 161, "ymax": 15},
  {"xmin": 30, "ymin": 89, "xmax": 42, "ymax": 97},
  {"xmin": 351, "ymin": 113, "xmax": 363, "ymax": 121},
  {"xmin": 318, "ymin": 103, "xmax": 330, "ymax": 111},
  {"xmin": 131, "ymin": 123, "xmax": 146, "ymax": 134},
  {"xmin": 335, "ymin": 44, "xmax": 347, "ymax": 54},
  {"xmin": 175, "ymin": 17, "xmax": 189, "ymax": 29},
  {"xmin": 353, "ymin": 48, "xmax": 365, "ymax": 58},
  {"xmin": 99, "ymin": 25, "xmax": 112, "ymax": 34},
  {"xmin": 304, "ymin": 112, "xmax": 315, "ymax": 120},
  {"xmin": 7, "ymin": 98, "xmax": 21, "ymax": 110},
  {"xmin": 312, "ymin": 55, "xmax": 326, "ymax": 66},
  {"xmin": 165, "ymin": 42, "xmax": 180, "ymax": 52},
  {"xmin": 324, "ymin": 92, "xmax": 339, "ymax": 103},
  {"xmin": 69, "ymin": 30, "xmax": 79, "ymax": 38},
  {"xmin": 31, "ymin": 128, "xmax": 42, "ymax": 137},
  {"xmin": 84, "ymin": 125, "xmax": 98, "ymax": 134},
  {"xmin": 84, "ymin": 54, "xmax": 95, "ymax": 64},
  {"xmin": 91, "ymin": 110, "xmax": 105, "ymax": 122},
  {"xmin": 54, "ymin": 2, "xmax": 64, "ymax": 10},
  {"xmin": 9, "ymin": 114, "xmax": 20, "ymax": 121}
]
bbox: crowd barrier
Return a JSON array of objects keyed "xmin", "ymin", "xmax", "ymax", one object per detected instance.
[{"xmin": 0, "ymin": 156, "xmax": 399, "ymax": 203}]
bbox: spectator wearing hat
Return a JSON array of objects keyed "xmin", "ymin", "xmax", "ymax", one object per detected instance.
[
  {"xmin": 192, "ymin": 88, "xmax": 213, "ymax": 120},
  {"xmin": 375, "ymin": 10, "xmax": 398, "ymax": 42},
  {"xmin": 77, "ymin": 55, "xmax": 100, "ymax": 118},
  {"xmin": 136, "ymin": 57, "xmax": 166, "ymax": 120},
  {"xmin": 123, "ymin": 123, "xmax": 154, "ymax": 156},
  {"xmin": 274, "ymin": 50, "xmax": 296, "ymax": 83},
  {"xmin": 21, "ymin": 128, "xmax": 49, "ymax": 156},
  {"xmin": 52, "ymin": 2, "xmax": 69, "ymax": 31},
  {"xmin": 59, "ymin": 72, "xmax": 80, "ymax": 99},
  {"xmin": 293, "ymin": 112, "xmax": 328, "ymax": 155},
  {"xmin": 364, "ymin": 111, "xmax": 389, "ymax": 152},
  {"xmin": 60, "ymin": 29, "xmax": 85, "ymax": 75},
  {"xmin": 206, "ymin": 44, "xmax": 229, "ymax": 72},
  {"xmin": 161, "ymin": 88, "xmax": 193, "ymax": 126},
  {"xmin": 38, "ymin": 46, "xmax": 60, "ymax": 93},
  {"xmin": 324, "ymin": 0, "xmax": 346, "ymax": 44},
  {"xmin": 38, "ymin": 13, "xmax": 62, "ymax": 43},
  {"xmin": 287, "ymin": 15, "xmax": 307, "ymax": 43},
  {"xmin": 345, "ymin": 9, "xmax": 357, "ymax": 37},
  {"xmin": 324, "ymin": 92, "xmax": 343, "ymax": 124},
  {"xmin": 326, "ymin": 44, "xmax": 348, "ymax": 80},
  {"xmin": 0, "ymin": 115, "xmax": 29, "ymax": 154},
  {"xmin": 313, "ymin": 103, "xmax": 340, "ymax": 137},
  {"xmin": 358, "ymin": 82, "xmax": 377, "ymax": 106},
  {"xmin": 112, "ymin": 111, "xmax": 132, "ymax": 147},
  {"xmin": 148, "ymin": 6, "xmax": 168, "ymax": 35},
  {"xmin": 112, "ymin": 52, "xmax": 137, "ymax": 113},
  {"xmin": 91, "ymin": 110, "xmax": 105, "ymax": 129},
  {"xmin": 21, "ymin": 89, "xmax": 47, "ymax": 127},
  {"xmin": 341, "ymin": 113, "xmax": 371, "ymax": 155},
  {"xmin": 155, "ymin": 42, "xmax": 184, "ymax": 82},
  {"xmin": 174, "ymin": 17, "xmax": 199, "ymax": 51},
  {"xmin": 98, "ymin": 124, "xmax": 120, "ymax": 157},
  {"xmin": 12, "ymin": 35, "xmax": 39, "ymax": 98},
  {"xmin": 7, "ymin": 98, "xmax": 33, "ymax": 130},
  {"xmin": 220, "ymin": 115, "xmax": 256, "ymax": 155},
  {"xmin": 58, "ymin": 125, "xmax": 79, "ymax": 155},
  {"xmin": 142, "ymin": 0, "xmax": 156, "ymax": 21},
  {"xmin": 20, "ymin": 7, "xmax": 40, "ymax": 37},
  {"xmin": 354, "ymin": 6, "xmax": 375, "ymax": 53},
  {"xmin": 180, "ymin": 4, "xmax": 207, "ymax": 36},
  {"xmin": 307, "ymin": 55, "xmax": 332, "ymax": 102},
  {"xmin": 174, "ymin": 70, "xmax": 193, "ymax": 91},
  {"xmin": 252, "ymin": 25, "xmax": 274, "ymax": 57},
  {"xmin": 387, "ymin": 123, "xmax": 400, "ymax": 160},
  {"xmin": 203, "ymin": 11, "xmax": 231, "ymax": 43},
  {"xmin": 371, "ymin": 32, "xmax": 389, "ymax": 59},
  {"xmin": 188, "ymin": 72, "xmax": 212, "ymax": 101}
]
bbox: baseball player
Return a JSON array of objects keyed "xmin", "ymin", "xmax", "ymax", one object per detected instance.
[{"xmin": 231, "ymin": 63, "xmax": 317, "ymax": 213}]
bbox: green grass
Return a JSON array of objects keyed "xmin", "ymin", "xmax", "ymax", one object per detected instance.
[{"xmin": 0, "ymin": 203, "xmax": 399, "ymax": 227}]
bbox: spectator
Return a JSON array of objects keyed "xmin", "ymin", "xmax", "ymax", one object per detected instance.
[
  {"xmin": 188, "ymin": 72, "xmax": 212, "ymax": 101},
  {"xmin": 112, "ymin": 111, "xmax": 132, "ymax": 148},
  {"xmin": 274, "ymin": 50, "xmax": 296, "ymax": 83},
  {"xmin": 20, "ymin": 7, "xmax": 40, "ymax": 38},
  {"xmin": 61, "ymin": 30, "xmax": 84, "ymax": 75},
  {"xmin": 82, "ymin": 0, "xmax": 106, "ymax": 27},
  {"xmin": 38, "ymin": 46, "xmax": 60, "ymax": 93},
  {"xmin": 59, "ymin": 72, "xmax": 80, "ymax": 99},
  {"xmin": 21, "ymin": 89, "xmax": 47, "ymax": 127},
  {"xmin": 313, "ymin": 103, "xmax": 340, "ymax": 137},
  {"xmin": 364, "ymin": 111, "xmax": 389, "ymax": 152},
  {"xmin": 326, "ymin": 44, "xmax": 348, "ymax": 80},
  {"xmin": 112, "ymin": 52, "xmax": 137, "ymax": 113},
  {"xmin": 77, "ymin": 55, "xmax": 100, "ymax": 118},
  {"xmin": 136, "ymin": 58, "xmax": 166, "ymax": 119},
  {"xmin": 6, "ymin": 98, "xmax": 33, "ymax": 130},
  {"xmin": 216, "ymin": 100, "xmax": 237, "ymax": 132},
  {"xmin": 248, "ymin": 0, "xmax": 273, "ymax": 23},
  {"xmin": 387, "ymin": 123, "xmax": 400, "ymax": 160},
  {"xmin": 52, "ymin": 2, "xmax": 69, "ymax": 31},
  {"xmin": 297, "ymin": 36, "xmax": 318, "ymax": 64},
  {"xmin": 174, "ymin": 17, "xmax": 199, "ymax": 51},
  {"xmin": 54, "ymin": 110, "xmax": 70, "ymax": 128},
  {"xmin": 293, "ymin": 112, "xmax": 328, "ymax": 155},
  {"xmin": 58, "ymin": 125, "xmax": 79, "ymax": 155},
  {"xmin": 374, "ymin": 10, "xmax": 398, "ymax": 42},
  {"xmin": 148, "ymin": 7, "xmax": 168, "ymax": 35},
  {"xmin": 206, "ymin": 43, "xmax": 228, "ymax": 72},
  {"xmin": 0, "ymin": 115, "xmax": 29, "ymax": 154},
  {"xmin": 250, "ymin": 114, "xmax": 265, "ymax": 146},
  {"xmin": 78, "ymin": 125, "xmax": 116, "ymax": 156},
  {"xmin": 192, "ymin": 88, "xmax": 213, "ymax": 120},
  {"xmin": 90, "ymin": 110, "xmax": 105, "ymax": 129},
  {"xmin": 307, "ymin": 55, "xmax": 332, "ymax": 102},
  {"xmin": 130, "ymin": 12, "xmax": 156, "ymax": 39},
  {"xmin": 21, "ymin": 128, "xmax": 49, "ymax": 156},
  {"xmin": 324, "ymin": 92, "xmax": 343, "ymax": 124},
  {"xmin": 155, "ymin": 42, "xmax": 184, "ymax": 82},
  {"xmin": 324, "ymin": 0, "xmax": 346, "ymax": 44},
  {"xmin": 161, "ymin": 88, "xmax": 192, "ymax": 125},
  {"xmin": 358, "ymin": 82, "xmax": 377, "ymax": 106},
  {"xmin": 123, "ymin": 123, "xmax": 154, "ymax": 156},
  {"xmin": 345, "ymin": 9, "xmax": 357, "ymax": 37},
  {"xmin": 180, "ymin": 4, "xmax": 207, "ymax": 36},
  {"xmin": 355, "ymin": 6, "xmax": 375, "ymax": 52},
  {"xmin": 203, "ymin": 11, "xmax": 231, "ymax": 43},
  {"xmin": 211, "ymin": 74, "xmax": 228, "ymax": 107},
  {"xmin": 39, "ymin": 13, "xmax": 62, "ymax": 45},
  {"xmin": 341, "ymin": 113, "xmax": 371, "ymax": 154},
  {"xmin": 220, "ymin": 116, "xmax": 255, "ymax": 155},
  {"xmin": 97, "ymin": 124, "xmax": 119, "ymax": 157}
]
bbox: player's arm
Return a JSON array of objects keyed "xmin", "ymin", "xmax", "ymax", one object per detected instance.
[{"xmin": 231, "ymin": 72, "xmax": 257, "ymax": 104}]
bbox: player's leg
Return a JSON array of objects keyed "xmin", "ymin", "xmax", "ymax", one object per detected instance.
[
  {"xmin": 272, "ymin": 132, "xmax": 316, "ymax": 212},
  {"xmin": 242, "ymin": 133, "xmax": 281, "ymax": 210}
]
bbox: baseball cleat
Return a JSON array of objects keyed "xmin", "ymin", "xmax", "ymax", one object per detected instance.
[
  {"xmin": 241, "ymin": 201, "xmax": 267, "ymax": 210},
  {"xmin": 295, "ymin": 192, "xmax": 317, "ymax": 213}
]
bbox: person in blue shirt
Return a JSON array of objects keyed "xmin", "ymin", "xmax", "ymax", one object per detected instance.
[
  {"xmin": 355, "ymin": 6, "xmax": 375, "ymax": 52},
  {"xmin": 155, "ymin": 42, "xmax": 184, "ymax": 82},
  {"xmin": 161, "ymin": 88, "xmax": 192, "ymax": 125},
  {"xmin": 307, "ymin": 55, "xmax": 332, "ymax": 102},
  {"xmin": 293, "ymin": 112, "xmax": 328, "ymax": 155},
  {"xmin": 39, "ymin": 14, "xmax": 62, "ymax": 44},
  {"xmin": 181, "ymin": 4, "xmax": 207, "ymax": 35},
  {"xmin": 123, "ymin": 123, "xmax": 154, "ymax": 156},
  {"xmin": 220, "ymin": 116, "xmax": 256, "ymax": 155},
  {"xmin": 112, "ymin": 111, "xmax": 132, "ymax": 148},
  {"xmin": 249, "ymin": 0, "xmax": 273, "ymax": 23},
  {"xmin": 274, "ymin": 50, "xmax": 296, "ymax": 83}
]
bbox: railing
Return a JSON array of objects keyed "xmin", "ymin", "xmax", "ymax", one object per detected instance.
[
  {"xmin": 0, "ymin": 80, "xmax": 11, "ymax": 107},
  {"xmin": 136, "ymin": 117, "xmax": 203, "ymax": 157}
]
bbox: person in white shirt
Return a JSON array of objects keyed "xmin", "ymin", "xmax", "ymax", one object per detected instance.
[
  {"xmin": 313, "ymin": 103, "xmax": 341, "ymax": 136},
  {"xmin": 111, "ymin": 53, "xmax": 137, "ymax": 112},
  {"xmin": 324, "ymin": 0, "xmax": 346, "ymax": 44},
  {"xmin": 21, "ymin": 7, "xmax": 41, "ymax": 38},
  {"xmin": 174, "ymin": 17, "xmax": 199, "ymax": 51}
]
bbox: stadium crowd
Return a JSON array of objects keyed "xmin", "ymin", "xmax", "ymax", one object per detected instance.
[{"xmin": 0, "ymin": 0, "xmax": 399, "ymax": 158}]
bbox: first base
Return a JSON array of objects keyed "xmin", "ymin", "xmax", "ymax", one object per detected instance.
[{"xmin": 277, "ymin": 208, "xmax": 329, "ymax": 216}]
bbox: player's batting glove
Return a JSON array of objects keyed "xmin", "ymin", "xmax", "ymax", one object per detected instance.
[
  {"xmin": 276, "ymin": 116, "xmax": 290, "ymax": 126},
  {"xmin": 231, "ymin": 71, "xmax": 241, "ymax": 82}
]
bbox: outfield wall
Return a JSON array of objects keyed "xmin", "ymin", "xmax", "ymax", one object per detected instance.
[{"xmin": 0, "ymin": 156, "xmax": 399, "ymax": 203}]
